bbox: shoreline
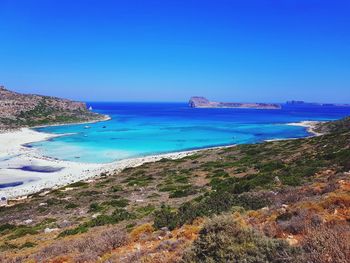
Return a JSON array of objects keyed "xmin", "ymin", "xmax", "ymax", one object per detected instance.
[
  {"xmin": 286, "ymin": 120, "xmax": 324, "ymax": 136},
  {"xmin": 32, "ymin": 114, "xmax": 111, "ymax": 129},
  {"xmin": 0, "ymin": 128, "xmax": 201, "ymax": 199},
  {"xmin": 0, "ymin": 115, "xmax": 111, "ymax": 134},
  {"xmin": 0, "ymin": 120, "xmax": 323, "ymax": 200}
]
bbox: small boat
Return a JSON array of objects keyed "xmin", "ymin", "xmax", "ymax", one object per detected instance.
[
  {"xmin": 84, "ymin": 126, "xmax": 91, "ymax": 129},
  {"xmin": 89, "ymin": 106, "xmax": 93, "ymax": 110}
]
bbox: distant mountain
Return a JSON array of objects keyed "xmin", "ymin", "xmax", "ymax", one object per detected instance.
[
  {"xmin": 189, "ymin": 96, "xmax": 281, "ymax": 109},
  {"xmin": 0, "ymin": 86, "xmax": 107, "ymax": 129}
]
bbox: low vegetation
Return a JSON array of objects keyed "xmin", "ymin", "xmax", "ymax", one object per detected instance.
[
  {"xmin": 0, "ymin": 87, "xmax": 106, "ymax": 129},
  {"xmin": 0, "ymin": 118, "xmax": 349, "ymax": 262},
  {"xmin": 182, "ymin": 214, "xmax": 298, "ymax": 263}
]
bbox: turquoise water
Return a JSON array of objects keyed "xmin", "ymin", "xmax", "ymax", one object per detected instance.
[{"xmin": 30, "ymin": 103, "xmax": 350, "ymax": 163}]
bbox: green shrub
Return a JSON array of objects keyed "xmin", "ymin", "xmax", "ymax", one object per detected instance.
[
  {"xmin": 256, "ymin": 161, "xmax": 285, "ymax": 172},
  {"xmin": 173, "ymin": 175, "xmax": 189, "ymax": 183},
  {"xmin": 20, "ymin": 241, "xmax": 37, "ymax": 249},
  {"xmin": 169, "ymin": 187, "xmax": 198, "ymax": 198},
  {"xmin": 211, "ymin": 169, "xmax": 229, "ymax": 178},
  {"xmin": 182, "ymin": 215, "xmax": 298, "ymax": 263},
  {"xmin": 79, "ymin": 190, "xmax": 100, "ymax": 196},
  {"xmin": 58, "ymin": 209, "xmax": 134, "ymax": 237},
  {"xmin": 153, "ymin": 191, "xmax": 272, "ymax": 230},
  {"xmin": 89, "ymin": 202, "xmax": 104, "ymax": 212},
  {"xmin": 68, "ymin": 181, "xmax": 88, "ymax": 188},
  {"xmin": 58, "ymin": 225, "xmax": 88, "ymax": 237},
  {"xmin": 7, "ymin": 226, "xmax": 39, "ymax": 240},
  {"xmin": 0, "ymin": 242, "xmax": 18, "ymax": 251},
  {"xmin": 106, "ymin": 198, "xmax": 129, "ymax": 208},
  {"xmin": 135, "ymin": 205, "xmax": 156, "ymax": 217},
  {"xmin": 184, "ymin": 154, "xmax": 202, "ymax": 160},
  {"xmin": 123, "ymin": 174, "xmax": 153, "ymax": 186},
  {"xmin": 159, "ymin": 184, "xmax": 179, "ymax": 192},
  {"xmin": 235, "ymin": 191, "xmax": 272, "ymax": 210},
  {"xmin": 111, "ymin": 208, "xmax": 134, "ymax": 222},
  {"xmin": 0, "ymin": 224, "xmax": 16, "ymax": 234},
  {"xmin": 65, "ymin": 203, "xmax": 79, "ymax": 209},
  {"xmin": 86, "ymin": 209, "xmax": 135, "ymax": 228},
  {"xmin": 46, "ymin": 198, "xmax": 62, "ymax": 206},
  {"xmin": 153, "ymin": 205, "xmax": 178, "ymax": 230},
  {"xmin": 88, "ymin": 214, "xmax": 116, "ymax": 227},
  {"xmin": 110, "ymin": 185, "xmax": 123, "ymax": 192}
]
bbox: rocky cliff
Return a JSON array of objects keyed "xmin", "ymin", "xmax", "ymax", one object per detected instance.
[
  {"xmin": 189, "ymin": 96, "xmax": 281, "ymax": 109},
  {"xmin": 0, "ymin": 86, "xmax": 106, "ymax": 129}
]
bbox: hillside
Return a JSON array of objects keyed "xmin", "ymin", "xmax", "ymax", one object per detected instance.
[
  {"xmin": 0, "ymin": 118, "xmax": 349, "ymax": 262},
  {"xmin": 0, "ymin": 86, "xmax": 106, "ymax": 129},
  {"xmin": 189, "ymin": 96, "xmax": 281, "ymax": 109},
  {"xmin": 315, "ymin": 116, "xmax": 350, "ymax": 134}
]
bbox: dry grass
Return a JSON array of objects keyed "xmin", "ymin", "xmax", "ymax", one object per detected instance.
[
  {"xmin": 300, "ymin": 222, "xmax": 350, "ymax": 263},
  {"xmin": 1, "ymin": 227, "xmax": 128, "ymax": 263},
  {"xmin": 130, "ymin": 223, "xmax": 154, "ymax": 241}
]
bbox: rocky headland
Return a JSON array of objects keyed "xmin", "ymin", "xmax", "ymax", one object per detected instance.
[{"xmin": 0, "ymin": 86, "xmax": 107, "ymax": 130}]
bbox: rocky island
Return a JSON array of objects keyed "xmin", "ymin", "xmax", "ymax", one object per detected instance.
[
  {"xmin": 189, "ymin": 96, "xmax": 281, "ymax": 109},
  {"xmin": 0, "ymin": 86, "xmax": 107, "ymax": 129}
]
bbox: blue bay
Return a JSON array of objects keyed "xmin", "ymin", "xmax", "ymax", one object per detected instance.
[{"xmin": 30, "ymin": 103, "xmax": 350, "ymax": 163}]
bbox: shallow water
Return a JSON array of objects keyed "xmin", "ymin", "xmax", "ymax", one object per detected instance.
[
  {"xmin": 0, "ymin": 181, "xmax": 24, "ymax": 189},
  {"xmin": 14, "ymin": 166, "xmax": 64, "ymax": 173},
  {"xmin": 30, "ymin": 103, "xmax": 350, "ymax": 163}
]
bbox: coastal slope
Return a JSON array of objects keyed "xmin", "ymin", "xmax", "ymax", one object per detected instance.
[
  {"xmin": 0, "ymin": 86, "xmax": 106, "ymax": 129},
  {"xmin": 0, "ymin": 117, "xmax": 349, "ymax": 262},
  {"xmin": 189, "ymin": 96, "xmax": 281, "ymax": 109}
]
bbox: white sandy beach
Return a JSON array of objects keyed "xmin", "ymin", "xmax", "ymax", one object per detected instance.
[
  {"xmin": 264, "ymin": 121, "xmax": 323, "ymax": 142},
  {"xmin": 0, "ymin": 128, "xmax": 198, "ymax": 199},
  {"xmin": 286, "ymin": 120, "xmax": 324, "ymax": 136},
  {"xmin": 0, "ymin": 120, "xmax": 322, "ymax": 199}
]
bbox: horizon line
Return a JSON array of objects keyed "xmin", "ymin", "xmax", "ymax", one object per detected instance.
[{"xmin": 85, "ymin": 100, "xmax": 350, "ymax": 105}]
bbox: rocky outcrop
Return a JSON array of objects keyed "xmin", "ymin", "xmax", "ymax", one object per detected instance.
[
  {"xmin": 188, "ymin": 97, "xmax": 211, "ymax": 108},
  {"xmin": 0, "ymin": 86, "xmax": 106, "ymax": 129},
  {"xmin": 189, "ymin": 96, "xmax": 281, "ymax": 109}
]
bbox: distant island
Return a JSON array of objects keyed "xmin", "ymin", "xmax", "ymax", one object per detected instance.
[
  {"xmin": 0, "ymin": 86, "xmax": 107, "ymax": 130},
  {"xmin": 189, "ymin": 96, "xmax": 281, "ymax": 109},
  {"xmin": 286, "ymin": 100, "xmax": 350, "ymax": 107}
]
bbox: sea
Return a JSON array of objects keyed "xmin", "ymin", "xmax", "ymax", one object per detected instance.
[{"xmin": 29, "ymin": 102, "xmax": 350, "ymax": 164}]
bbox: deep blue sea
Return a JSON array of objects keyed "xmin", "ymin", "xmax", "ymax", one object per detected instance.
[{"xmin": 30, "ymin": 103, "xmax": 350, "ymax": 163}]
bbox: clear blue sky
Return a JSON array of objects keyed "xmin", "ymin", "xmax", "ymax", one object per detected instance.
[{"xmin": 0, "ymin": 0, "xmax": 349, "ymax": 103}]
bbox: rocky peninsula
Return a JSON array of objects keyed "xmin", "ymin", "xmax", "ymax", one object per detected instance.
[{"xmin": 0, "ymin": 86, "xmax": 107, "ymax": 130}]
